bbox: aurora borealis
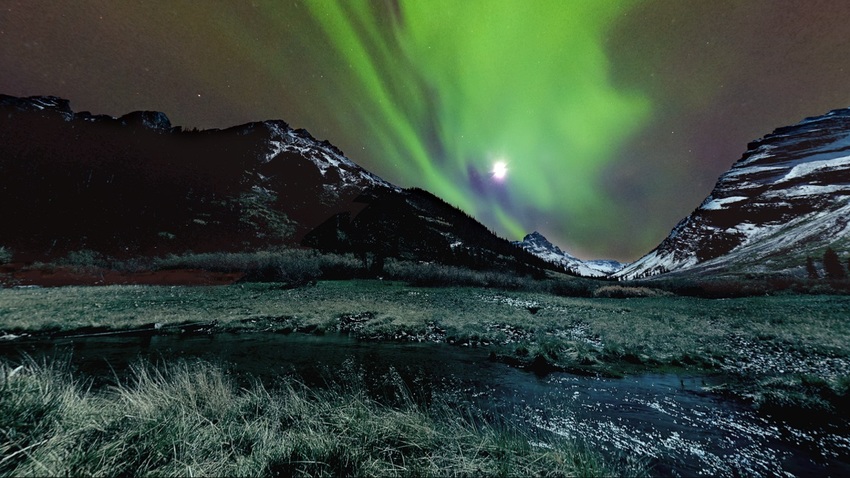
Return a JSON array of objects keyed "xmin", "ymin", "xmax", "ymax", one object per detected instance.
[{"xmin": 3, "ymin": 0, "xmax": 850, "ymax": 260}]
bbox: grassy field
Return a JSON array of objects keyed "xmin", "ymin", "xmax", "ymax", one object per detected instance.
[
  {"xmin": 0, "ymin": 358, "xmax": 642, "ymax": 477},
  {"xmin": 2, "ymin": 280, "xmax": 850, "ymax": 414}
]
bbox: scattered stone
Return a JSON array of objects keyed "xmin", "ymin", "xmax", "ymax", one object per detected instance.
[
  {"xmin": 476, "ymin": 294, "xmax": 541, "ymax": 311},
  {"xmin": 550, "ymin": 322, "xmax": 604, "ymax": 349},
  {"xmin": 388, "ymin": 321, "xmax": 447, "ymax": 343},
  {"xmin": 484, "ymin": 322, "xmax": 534, "ymax": 346},
  {"xmin": 337, "ymin": 312, "xmax": 375, "ymax": 334},
  {"xmin": 0, "ymin": 332, "xmax": 27, "ymax": 341},
  {"xmin": 178, "ymin": 321, "xmax": 217, "ymax": 335}
]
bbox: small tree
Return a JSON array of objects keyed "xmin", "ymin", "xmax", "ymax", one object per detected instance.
[
  {"xmin": 806, "ymin": 256, "xmax": 819, "ymax": 280},
  {"xmin": 823, "ymin": 247, "xmax": 846, "ymax": 280},
  {"xmin": 0, "ymin": 246, "xmax": 11, "ymax": 264}
]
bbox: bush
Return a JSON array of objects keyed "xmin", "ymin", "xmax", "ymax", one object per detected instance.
[
  {"xmin": 0, "ymin": 246, "xmax": 11, "ymax": 264},
  {"xmin": 154, "ymin": 250, "xmax": 365, "ymax": 283},
  {"xmin": 58, "ymin": 249, "xmax": 110, "ymax": 270},
  {"xmin": 592, "ymin": 285, "xmax": 671, "ymax": 298},
  {"xmin": 548, "ymin": 279, "xmax": 596, "ymax": 298},
  {"xmin": 383, "ymin": 259, "xmax": 533, "ymax": 289},
  {"xmin": 241, "ymin": 252, "xmax": 322, "ymax": 285},
  {"xmin": 155, "ymin": 250, "xmax": 280, "ymax": 272}
]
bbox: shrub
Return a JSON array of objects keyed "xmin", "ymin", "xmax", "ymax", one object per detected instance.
[
  {"xmin": 592, "ymin": 285, "xmax": 671, "ymax": 298},
  {"xmin": 58, "ymin": 249, "xmax": 110, "ymax": 270},
  {"xmin": 0, "ymin": 246, "xmax": 11, "ymax": 264},
  {"xmin": 548, "ymin": 279, "xmax": 595, "ymax": 298},
  {"xmin": 823, "ymin": 248, "xmax": 846, "ymax": 280},
  {"xmin": 154, "ymin": 250, "xmax": 365, "ymax": 283},
  {"xmin": 242, "ymin": 252, "xmax": 322, "ymax": 285},
  {"xmin": 383, "ymin": 259, "xmax": 532, "ymax": 289},
  {"xmin": 806, "ymin": 256, "xmax": 819, "ymax": 279}
]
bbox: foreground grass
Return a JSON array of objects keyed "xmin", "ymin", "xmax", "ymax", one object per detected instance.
[
  {"xmin": 2, "ymin": 280, "xmax": 850, "ymax": 413},
  {"xmin": 0, "ymin": 358, "xmax": 640, "ymax": 477}
]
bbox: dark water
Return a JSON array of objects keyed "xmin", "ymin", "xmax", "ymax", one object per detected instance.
[{"xmin": 3, "ymin": 332, "xmax": 849, "ymax": 477}]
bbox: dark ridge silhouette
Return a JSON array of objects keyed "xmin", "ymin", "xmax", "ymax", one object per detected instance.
[{"xmin": 0, "ymin": 94, "xmax": 552, "ymax": 276}]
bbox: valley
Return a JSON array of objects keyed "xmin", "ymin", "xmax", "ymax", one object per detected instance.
[
  {"xmin": 2, "ymin": 279, "xmax": 849, "ymax": 476},
  {"xmin": 3, "ymin": 279, "xmax": 849, "ymax": 412},
  {"xmin": 3, "ymin": 94, "xmax": 850, "ymax": 475}
]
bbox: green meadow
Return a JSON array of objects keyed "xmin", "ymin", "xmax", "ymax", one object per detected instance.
[{"xmin": 3, "ymin": 280, "xmax": 849, "ymax": 414}]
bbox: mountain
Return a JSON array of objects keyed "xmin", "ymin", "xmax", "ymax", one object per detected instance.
[
  {"xmin": 0, "ymin": 94, "xmax": 549, "ymax": 275},
  {"xmin": 513, "ymin": 231, "xmax": 624, "ymax": 278},
  {"xmin": 616, "ymin": 108, "xmax": 850, "ymax": 280},
  {"xmin": 0, "ymin": 94, "xmax": 392, "ymax": 257}
]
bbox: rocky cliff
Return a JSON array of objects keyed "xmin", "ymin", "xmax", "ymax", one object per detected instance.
[{"xmin": 616, "ymin": 108, "xmax": 850, "ymax": 280}]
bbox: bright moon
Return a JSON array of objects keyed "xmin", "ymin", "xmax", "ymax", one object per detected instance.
[{"xmin": 492, "ymin": 161, "xmax": 508, "ymax": 180}]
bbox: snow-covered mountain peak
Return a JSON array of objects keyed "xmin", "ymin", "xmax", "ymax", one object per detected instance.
[
  {"xmin": 118, "ymin": 110, "xmax": 172, "ymax": 131},
  {"xmin": 261, "ymin": 121, "xmax": 396, "ymax": 191},
  {"xmin": 521, "ymin": 231, "xmax": 568, "ymax": 255},
  {"xmin": 0, "ymin": 94, "xmax": 74, "ymax": 120},
  {"xmin": 514, "ymin": 231, "xmax": 624, "ymax": 278},
  {"xmin": 0, "ymin": 95, "xmax": 179, "ymax": 130},
  {"xmin": 0, "ymin": 95, "xmax": 394, "ymax": 193}
]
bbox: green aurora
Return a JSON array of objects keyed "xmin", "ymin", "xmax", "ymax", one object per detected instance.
[{"xmin": 297, "ymin": 0, "xmax": 651, "ymax": 246}]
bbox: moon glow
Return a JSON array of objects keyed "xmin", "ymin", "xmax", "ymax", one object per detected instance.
[{"xmin": 492, "ymin": 161, "xmax": 508, "ymax": 181}]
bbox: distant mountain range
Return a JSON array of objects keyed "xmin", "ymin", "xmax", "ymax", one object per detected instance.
[
  {"xmin": 512, "ymin": 232, "xmax": 623, "ymax": 278},
  {"xmin": 0, "ymin": 94, "xmax": 550, "ymax": 276},
  {"xmin": 2, "ymin": 94, "xmax": 848, "ymax": 282},
  {"xmin": 503, "ymin": 108, "xmax": 850, "ymax": 281}
]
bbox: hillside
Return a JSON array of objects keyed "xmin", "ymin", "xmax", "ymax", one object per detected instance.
[
  {"xmin": 0, "ymin": 95, "xmax": 548, "ymax": 276},
  {"xmin": 616, "ymin": 108, "xmax": 850, "ymax": 280}
]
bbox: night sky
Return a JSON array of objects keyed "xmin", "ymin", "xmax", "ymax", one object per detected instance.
[{"xmin": 3, "ymin": 0, "xmax": 850, "ymax": 261}]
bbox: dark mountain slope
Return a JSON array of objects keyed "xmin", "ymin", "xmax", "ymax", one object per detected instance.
[
  {"xmin": 304, "ymin": 187, "xmax": 551, "ymax": 275},
  {"xmin": 0, "ymin": 94, "xmax": 549, "ymax": 275}
]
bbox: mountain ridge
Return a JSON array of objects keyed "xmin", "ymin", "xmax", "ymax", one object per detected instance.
[
  {"xmin": 615, "ymin": 107, "xmax": 850, "ymax": 280},
  {"xmin": 0, "ymin": 94, "xmax": 550, "ymax": 276},
  {"xmin": 4, "ymin": 94, "xmax": 850, "ymax": 283}
]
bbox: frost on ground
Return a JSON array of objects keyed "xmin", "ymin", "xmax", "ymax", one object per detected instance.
[
  {"xmin": 721, "ymin": 333, "xmax": 850, "ymax": 378},
  {"xmin": 524, "ymin": 375, "xmax": 848, "ymax": 477},
  {"xmin": 476, "ymin": 294, "xmax": 604, "ymax": 348}
]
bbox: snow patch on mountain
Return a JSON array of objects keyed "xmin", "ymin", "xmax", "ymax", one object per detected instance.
[
  {"xmin": 584, "ymin": 259, "xmax": 626, "ymax": 275},
  {"xmin": 0, "ymin": 95, "xmax": 74, "ymax": 121},
  {"xmin": 702, "ymin": 196, "xmax": 749, "ymax": 210},
  {"xmin": 263, "ymin": 122, "xmax": 396, "ymax": 191},
  {"xmin": 782, "ymin": 155, "xmax": 850, "ymax": 181}
]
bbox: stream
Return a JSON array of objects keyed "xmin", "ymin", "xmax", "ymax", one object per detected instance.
[{"xmin": 2, "ymin": 332, "xmax": 848, "ymax": 477}]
